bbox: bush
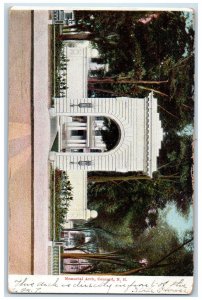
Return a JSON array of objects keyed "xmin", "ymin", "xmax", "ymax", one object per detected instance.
[
  {"xmin": 51, "ymin": 25, "xmax": 69, "ymax": 99},
  {"xmin": 50, "ymin": 167, "xmax": 73, "ymax": 240}
]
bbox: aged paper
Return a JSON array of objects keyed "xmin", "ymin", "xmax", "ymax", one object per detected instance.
[{"xmin": 8, "ymin": 6, "xmax": 195, "ymax": 294}]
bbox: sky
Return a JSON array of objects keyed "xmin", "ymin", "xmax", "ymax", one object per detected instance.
[{"xmin": 160, "ymin": 202, "xmax": 193, "ymax": 241}]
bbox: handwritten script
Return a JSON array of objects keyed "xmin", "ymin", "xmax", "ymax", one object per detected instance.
[{"xmin": 9, "ymin": 275, "xmax": 193, "ymax": 294}]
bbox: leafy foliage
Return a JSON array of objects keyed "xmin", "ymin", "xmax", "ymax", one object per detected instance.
[
  {"xmin": 57, "ymin": 10, "xmax": 194, "ymax": 275},
  {"xmin": 133, "ymin": 218, "xmax": 193, "ymax": 276},
  {"xmin": 50, "ymin": 168, "xmax": 73, "ymax": 240},
  {"xmin": 51, "ymin": 25, "xmax": 69, "ymax": 98}
]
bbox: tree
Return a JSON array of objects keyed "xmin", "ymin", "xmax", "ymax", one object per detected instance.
[
  {"xmin": 62, "ymin": 11, "xmax": 146, "ymax": 75},
  {"xmin": 88, "ymin": 126, "xmax": 193, "ymax": 216},
  {"xmin": 71, "ymin": 11, "xmax": 194, "ymax": 75},
  {"xmin": 59, "ymin": 10, "xmax": 194, "ymax": 131},
  {"xmin": 87, "ymin": 178, "xmax": 162, "ymax": 240},
  {"xmin": 88, "ymin": 78, "xmax": 168, "ymax": 84},
  {"xmin": 51, "ymin": 168, "xmax": 74, "ymax": 240},
  {"xmin": 55, "ymin": 10, "xmax": 194, "ymax": 276},
  {"xmin": 70, "ymin": 11, "xmax": 194, "ymax": 131},
  {"xmin": 59, "ymin": 32, "xmax": 93, "ymax": 41},
  {"xmin": 60, "ymin": 234, "xmax": 193, "ymax": 275}
]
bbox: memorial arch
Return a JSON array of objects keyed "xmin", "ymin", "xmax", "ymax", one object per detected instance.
[{"xmin": 49, "ymin": 92, "xmax": 164, "ymax": 177}]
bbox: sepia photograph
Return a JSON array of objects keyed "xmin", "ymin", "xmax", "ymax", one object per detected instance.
[{"xmin": 8, "ymin": 5, "xmax": 195, "ymax": 294}]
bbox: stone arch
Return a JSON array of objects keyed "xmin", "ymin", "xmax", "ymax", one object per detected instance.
[{"xmin": 49, "ymin": 94, "xmax": 164, "ymax": 176}]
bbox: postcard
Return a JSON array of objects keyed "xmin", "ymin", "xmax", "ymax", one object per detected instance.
[{"xmin": 8, "ymin": 6, "xmax": 195, "ymax": 294}]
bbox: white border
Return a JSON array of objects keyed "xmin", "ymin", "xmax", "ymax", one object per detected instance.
[
  {"xmin": 10, "ymin": 6, "xmax": 193, "ymax": 11},
  {"xmin": 8, "ymin": 275, "xmax": 193, "ymax": 294},
  {"xmin": 2, "ymin": 1, "xmax": 200, "ymax": 299}
]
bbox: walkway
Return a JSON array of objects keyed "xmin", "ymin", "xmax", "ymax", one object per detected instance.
[
  {"xmin": 33, "ymin": 10, "xmax": 50, "ymax": 274},
  {"xmin": 8, "ymin": 10, "xmax": 33, "ymax": 275}
]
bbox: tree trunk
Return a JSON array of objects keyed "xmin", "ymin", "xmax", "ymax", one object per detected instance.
[
  {"xmin": 88, "ymin": 86, "xmax": 137, "ymax": 97},
  {"xmin": 137, "ymin": 85, "xmax": 169, "ymax": 97},
  {"xmin": 88, "ymin": 80, "xmax": 169, "ymax": 97},
  {"xmin": 62, "ymin": 24, "xmax": 89, "ymax": 31},
  {"xmin": 88, "ymin": 86, "xmax": 169, "ymax": 99},
  {"xmin": 88, "ymin": 86, "xmax": 117, "ymax": 96},
  {"xmin": 88, "ymin": 78, "xmax": 168, "ymax": 85},
  {"xmin": 86, "ymin": 238, "xmax": 193, "ymax": 276},
  {"xmin": 87, "ymin": 175, "xmax": 180, "ymax": 183},
  {"xmin": 168, "ymin": 53, "xmax": 194, "ymax": 71},
  {"xmin": 61, "ymin": 252, "xmax": 125, "ymax": 265},
  {"xmin": 60, "ymin": 238, "xmax": 193, "ymax": 275},
  {"xmin": 59, "ymin": 32, "xmax": 93, "ymax": 40},
  {"xmin": 61, "ymin": 252, "xmax": 120, "ymax": 259},
  {"xmin": 158, "ymin": 104, "xmax": 179, "ymax": 119},
  {"xmin": 113, "ymin": 237, "xmax": 193, "ymax": 276}
]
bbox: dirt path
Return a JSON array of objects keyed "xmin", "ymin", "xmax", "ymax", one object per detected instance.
[{"xmin": 8, "ymin": 10, "xmax": 33, "ymax": 274}]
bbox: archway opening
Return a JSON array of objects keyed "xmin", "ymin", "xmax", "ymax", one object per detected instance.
[
  {"xmin": 58, "ymin": 115, "xmax": 121, "ymax": 153},
  {"xmin": 100, "ymin": 117, "xmax": 121, "ymax": 151}
]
